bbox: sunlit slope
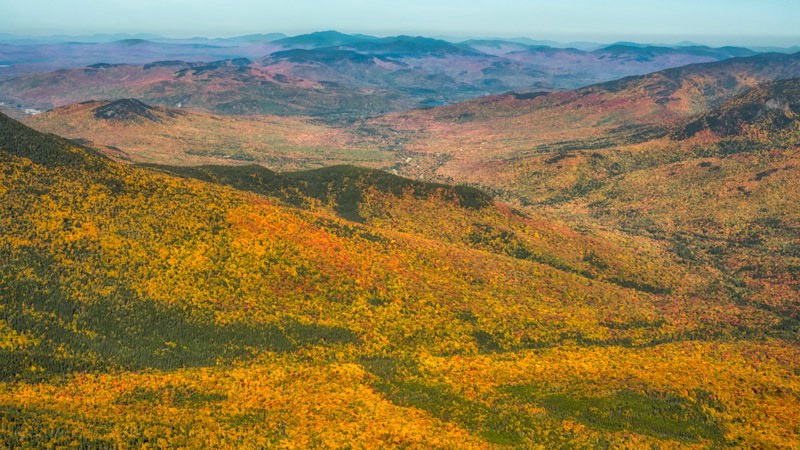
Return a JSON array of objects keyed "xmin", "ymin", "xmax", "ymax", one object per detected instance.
[
  {"xmin": 24, "ymin": 99, "xmax": 392, "ymax": 170},
  {"xmin": 146, "ymin": 162, "xmax": 688, "ymax": 294},
  {"xmin": 355, "ymin": 52, "xmax": 800, "ymax": 184},
  {"xmin": 469, "ymin": 78, "xmax": 800, "ymax": 317},
  {"xmin": 0, "ymin": 113, "xmax": 798, "ymax": 447}
]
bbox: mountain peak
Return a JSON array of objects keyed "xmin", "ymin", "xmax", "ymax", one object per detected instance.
[
  {"xmin": 273, "ymin": 31, "xmax": 378, "ymax": 48},
  {"xmin": 93, "ymin": 99, "xmax": 159, "ymax": 122},
  {"xmin": 114, "ymin": 38, "xmax": 151, "ymax": 46}
]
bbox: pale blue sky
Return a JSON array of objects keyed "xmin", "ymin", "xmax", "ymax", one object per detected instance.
[{"xmin": 2, "ymin": 0, "xmax": 799, "ymax": 46}]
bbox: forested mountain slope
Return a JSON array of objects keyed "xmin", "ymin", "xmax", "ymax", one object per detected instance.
[{"xmin": 1, "ymin": 112, "xmax": 798, "ymax": 447}]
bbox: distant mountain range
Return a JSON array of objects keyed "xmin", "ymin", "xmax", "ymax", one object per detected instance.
[
  {"xmin": 3, "ymin": 30, "xmax": 798, "ymax": 78},
  {"xmin": 4, "ymin": 31, "xmax": 797, "ymax": 52},
  {"xmin": 0, "ymin": 38, "xmax": 285, "ymax": 75},
  {"xmin": 2, "ymin": 32, "xmax": 789, "ymax": 119},
  {"xmin": 0, "ymin": 32, "xmax": 288, "ymax": 45},
  {"xmin": 272, "ymin": 30, "xmax": 379, "ymax": 48}
]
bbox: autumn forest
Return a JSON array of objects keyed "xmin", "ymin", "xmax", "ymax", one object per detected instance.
[{"xmin": 0, "ymin": 8, "xmax": 799, "ymax": 449}]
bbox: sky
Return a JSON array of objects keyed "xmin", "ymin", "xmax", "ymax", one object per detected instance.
[{"xmin": 2, "ymin": 0, "xmax": 800, "ymax": 47}]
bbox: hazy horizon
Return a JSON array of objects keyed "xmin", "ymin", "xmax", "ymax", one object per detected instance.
[
  {"xmin": 1, "ymin": 30, "xmax": 799, "ymax": 50},
  {"xmin": 2, "ymin": 0, "xmax": 800, "ymax": 48}
]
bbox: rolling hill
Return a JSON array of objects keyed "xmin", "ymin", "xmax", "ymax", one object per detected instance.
[
  {"xmin": 2, "ymin": 106, "xmax": 799, "ymax": 447},
  {"xmin": 0, "ymin": 58, "xmax": 414, "ymax": 119},
  {"xmin": 23, "ymin": 99, "xmax": 392, "ymax": 170},
  {"xmin": 0, "ymin": 55, "xmax": 528, "ymax": 119}
]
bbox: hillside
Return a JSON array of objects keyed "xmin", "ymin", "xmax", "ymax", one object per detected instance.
[
  {"xmin": 351, "ymin": 51, "xmax": 800, "ymax": 185},
  {"xmin": 2, "ymin": 111, "xmax": 798, "ymax": 447},
  {"xmin": 333, "ymin": 55, "xmax": 800, "ymax": 324},
  {"xmin": 676, "ymin": 77, "xmax": 800, "ymax": 138},
  {"xmin": 23, "ymin": 99, "xmax": 392, "ymax": 170},
  {"xmin": 18, "ymin": 55, "xmax": 800, "ymax": 327}
]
